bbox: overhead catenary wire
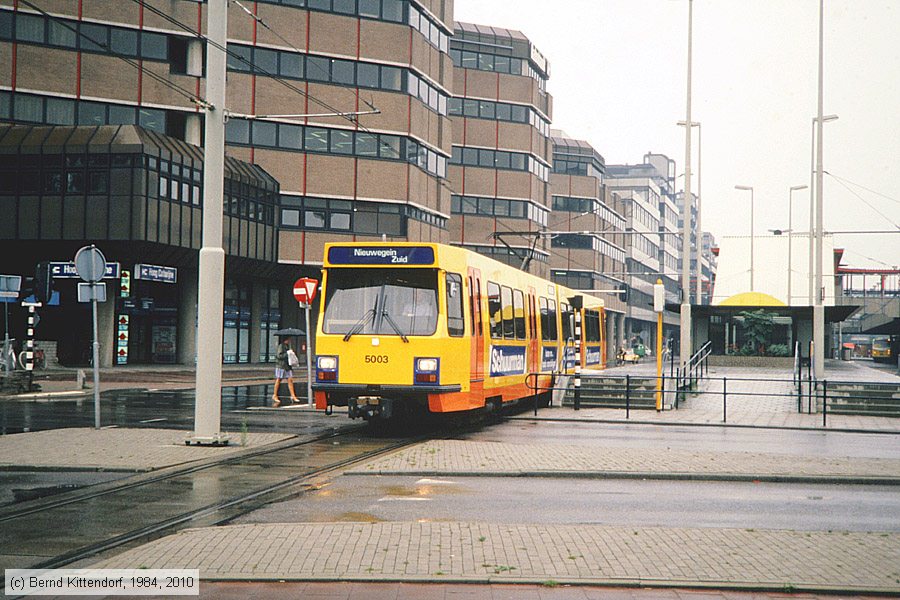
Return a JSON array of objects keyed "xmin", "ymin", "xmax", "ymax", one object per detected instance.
[
  {"xmin": 826, "ymin": 172, "xmax": 900, "ymax": 205},
  {"xmin": 824, "ymin": 171, "xmax": 900, "ymax": 230},
  {"xmin": 131, "ymin": 0, "xmax": 360, "ymax": 127},
  {"xmin": 17, "ymin": 0, "xmax": 209, "ymax": 109}
]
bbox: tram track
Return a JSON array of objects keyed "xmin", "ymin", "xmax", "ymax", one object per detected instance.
[{"xmin": 0, "ymin": 426, "xmax": 433, "ymax": 583}]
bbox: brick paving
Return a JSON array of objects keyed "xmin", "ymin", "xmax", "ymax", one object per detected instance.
[
  {"xmin": 92, "ymin": 522, "xmax": 900, "ymax": 592},
  {"xmin": 0, "ymin": 428, "xmax": 293, "ymax": 471},
  {"xmin": 345, "ymin": 440, "xmax": 900, "ymax": 482}
]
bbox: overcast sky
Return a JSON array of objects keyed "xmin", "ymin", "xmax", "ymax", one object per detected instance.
[{"xmin": 453, "ymin": 0, "xmax": 900, "ymax": 273}]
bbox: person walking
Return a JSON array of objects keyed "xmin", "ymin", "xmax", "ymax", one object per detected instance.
[{"xmin": 273, "ymin": 336, "xmax": 300, "ymax": 406}]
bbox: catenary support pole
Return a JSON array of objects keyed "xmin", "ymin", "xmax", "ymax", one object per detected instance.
[
  {"xmin": 680, "ymin": 0, "xmax": 694, "ymax": 377},
  {"xmin": 91, "ymin": 296, "xmax": 100, "ymax": 429},
  {"xmin": 190, "ymin": 0, "xmax": 229, "ymax": 445},
  {"xmin": 813, "ymin": 0, "xmax": 826, "ymax": 379}
]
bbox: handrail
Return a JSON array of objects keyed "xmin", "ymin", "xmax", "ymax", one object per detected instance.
[{"xmin": 556, "ymin": 336, "xmax": 575, "ymax": 374}]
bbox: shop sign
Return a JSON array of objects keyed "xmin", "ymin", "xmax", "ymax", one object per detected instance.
[
  {"xmin": 120, "ymin": 270, "xmax": 131, "ymax": 297},
  {"xmin": 133, "ymin": 264, "xmax": 178, "ymax": 284},
  {"xmin": 116, "ymin": 315, "xmax": 129, "ymax": 365},
  {"xmin": 50, "ymin": 261, "xmax": 120, "ymax": 279}
]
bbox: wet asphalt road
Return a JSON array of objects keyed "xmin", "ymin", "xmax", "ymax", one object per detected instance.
[{"xmin": 236, "ymin": 473, "xmax": 900, "ymax": 532}]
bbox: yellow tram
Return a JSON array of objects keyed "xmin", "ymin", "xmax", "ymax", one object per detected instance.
[{"xmin": 312, "ymin": 242, "xmax": 605, "ymax": 422}]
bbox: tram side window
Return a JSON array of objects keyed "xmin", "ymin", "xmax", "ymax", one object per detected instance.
[
  {"xmin": 539, "ymin": 298, "xmax": 549, "ymax": 341},
  {"xmin": 501, "ymin": 285, "xmax": 514, "ymax": 338},
  {"xmin": 487, "ymin": 282, "xmax": 502, "ymax": 339},
  {"xmin": 547, "ymin": 299, "xmax": 558, "ymax": 341},
  {"xmin": 513, "ymin": 289, "xmax": 525, "ymax": 340},
  {"xmin": 585, "ymin": 310, "xmax": 600, "ymax": 342},
  {"xmin": 560, "ymin": 303, "xmax": 572, "ymax": 341},
  {"xmin": 446, "ymin": 273, "xmax": 464, "ymax": 337}
]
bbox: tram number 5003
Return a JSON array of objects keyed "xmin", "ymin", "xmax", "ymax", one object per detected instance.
[{"xmin": 365, "ymin": 355, "xmax": 389, "ymax": 364}]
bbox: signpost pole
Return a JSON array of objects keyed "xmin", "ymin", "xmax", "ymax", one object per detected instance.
[
  {"xmin": 304, "ymin": 302, "xmax": 313, "ymax": 406},
  {"xmin": 654, "ymin": 279, "xmax": 666, "ymax": 412},
  {"xmin": 92, "ymin": 291, "xmax": 101, "ymax": 429}
]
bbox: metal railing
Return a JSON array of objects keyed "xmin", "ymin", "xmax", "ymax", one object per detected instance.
[
  {"xmin": 674, "ymin": 341, "xmax": 711, "ymax": 407},
  {"xmin": 525, "ymin": 371, "xmax": 900, "ymax": 427}
]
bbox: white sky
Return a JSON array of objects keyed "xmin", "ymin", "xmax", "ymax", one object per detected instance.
[{"xmin": 453, "ymin": 0, "xmax": 900, "ymax": 272}]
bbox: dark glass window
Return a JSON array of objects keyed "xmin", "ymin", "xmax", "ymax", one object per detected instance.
[
  {"xmin": 279, "ymin": 124, "xmax": 303, "ymax": 149},
  {"xmin": 141, "ymin": 31, "xmax": 168, "ymax": 60},
  {"xmin": 332, "ymin": 0, "xmax": 356, "ymax": 15},
  {"xmin": 381, "ymin": 66, "xmax": 401, "ymax": 90},
  {"xmin": 138, "ymin": 108, "xmax": 165, "ymax": 132},
  {"xmin": 382, "ymin": 0, "xmax": 403, "ymax": 22},
  {"xmin": 500, "ymin": 286, "xmax": 514, "ymax": 339},
  {"xmin": 357, "ymin": 62, "xmax": 379, "ymax": 88},
  {"xmin": 255, "ymin": 48, "xmax": 279, "ymax": 74},
  {"xmin": 331, "ymin": 59, "xmax": 355, "ymax": 85},
  {"xmin": 110, "ymin": 28, "xmax": 138, "ymax": 56},
  {"xmin": 356, "ymin": 132, "xmax": 378, "ymax": 157},
  {"xmin": 16, "ymin": 14, "xmax": 44, "ymax": 43},
  {"xmin": 358, "ymin": 0, "xmax": 380, "ymax": 18},
  {"xmin": 0, "ymin": 11, "xmax": 12, "ymax": 40},
  {"xmin": 13, "ymin": 94, "xmax": 42, "ymax": 122},
  {"xmin": 304, "ymin": 127, "xmax": 328, "ymax": 152},
  {"xmin": 330, "ymin": 130, "xmax": 353, "ymax": 154},
  {"xmin": 305, "ymin": 56, "xmax": 330, "ymax": 82},
  {"xmin": 225, "ymin": 119, "xmax": 250, "ymax": 144},
  {"xmin": 46, "ymin": 98, "xmax": 75, "ymax": 125},
  {"xmin": 48, "ymin": 20, "xmax": 77, "ymax": 47},
  {"xmin": 108, "ymin": 104, "xmax": 135, "ymax": 125},
  {"xmin": 280, "ymin": 53, "xmax": 303, "ymax": 79},
  {"xmin": 227, "ymin": 44, "xmax": 252, "ymax": 71},
  {"xmin": 79, "ymin": 23, "xmax": 107, "ymax": 52},
  {"xmin": 252, "ymin": 120, "xmax": 277, "ymax": 146}
]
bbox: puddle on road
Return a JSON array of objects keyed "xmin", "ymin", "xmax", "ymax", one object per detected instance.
[
  {"xmin": 380, "ymin": 483, "xmax": 464, "ymax": 498},
  {"xmin": 335, "ymin": 511, "xmax": 382, "ymax": 522}
]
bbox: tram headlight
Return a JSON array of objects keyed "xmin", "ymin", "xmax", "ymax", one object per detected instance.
[
  {"xmin": 316, "ymin": 356, "xmax": 338, "ymax": 381},
  {"xmin": 414, "ymin": 357, "xmax": 439, "ymax": 384}
]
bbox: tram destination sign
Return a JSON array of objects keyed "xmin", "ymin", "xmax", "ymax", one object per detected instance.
[{"xmin": 328, "ymin": 246, "xmax": 435, "ymax": 266}]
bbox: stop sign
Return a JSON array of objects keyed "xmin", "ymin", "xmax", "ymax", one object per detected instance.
[{"xmin": 293, "ymin": 277, "xmax": 319, "ymax": 305}]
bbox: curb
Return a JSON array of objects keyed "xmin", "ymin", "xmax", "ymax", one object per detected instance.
[
  {"xmin": 346, "ymin": 469, "xmax": 900, "ymax": 486},
  {"xmin": 194, "ymin": 574, "xmax": 900, "ymax": 595},
  {"xmin": 511, "ymin": 414, "xmax": 900, "ymax": 435}
]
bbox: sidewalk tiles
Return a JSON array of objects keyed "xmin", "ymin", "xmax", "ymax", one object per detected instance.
[
  {"xmin": 91, "ymin": 521, "xmax": 900, "ymax": 593},
  {"xmin": 0, "ymin": 428, "xmax": 293, "ymax": 472},
  {"xmin": 345, "ymin": 440, "xmax": 900, "ymax": 483}
]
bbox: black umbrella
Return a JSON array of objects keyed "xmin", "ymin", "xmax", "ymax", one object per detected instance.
[{"xmin": 272, "ymin": 327, "xmax": 306, "ymax": 337}]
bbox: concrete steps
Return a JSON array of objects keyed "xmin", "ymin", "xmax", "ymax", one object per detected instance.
[
  {"xmin": 562, "ymin": 376, "xmax": 670, "ymax": 410},
  {"xmin": 820, "ymin": 382, "xmax": 900, "ymax": 417}
]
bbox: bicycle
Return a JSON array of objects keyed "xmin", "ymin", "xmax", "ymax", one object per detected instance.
[
  {"xmin": 18, "ymin": 345, "xmax": 45, "ymax": 370},
  {"xmin": 1, "ymin": 339, "xmax": 18, "ymax": 372}
]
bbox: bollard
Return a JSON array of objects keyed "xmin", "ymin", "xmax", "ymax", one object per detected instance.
[
  {"xmin": 822, "ymin": 380, "xmax": 827, "ymax": 427},
  {"xmin": 574, "ymin": 365, "xmax": 581, "ymax": 411},
  {"xmin": 722, "ymin": 376, "xmax": 727, "ymax": 423},
  {"xmin": 625, "ymin": 374, "xmax": 630, "ymax": 419}
]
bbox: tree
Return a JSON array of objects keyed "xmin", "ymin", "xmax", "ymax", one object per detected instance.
[{"xmin": 736, "ymin": 309, "xmax": 776, "ymax": 356}]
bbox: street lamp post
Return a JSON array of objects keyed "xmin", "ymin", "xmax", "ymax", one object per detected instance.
[
  {"xmin": 788, "ymin": 184, "xmax": 808, "ymax": 305},
  {"xmin": 735, "ymin": 185, "xmax": 754, "ymax": 291}
]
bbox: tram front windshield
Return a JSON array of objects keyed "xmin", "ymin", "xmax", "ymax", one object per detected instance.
[{"xmin": 323, "ymin": 268, "xmax": 438, "ymax": 337}]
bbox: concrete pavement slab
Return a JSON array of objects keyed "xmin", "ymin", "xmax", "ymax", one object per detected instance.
[
  {"xmin": 0, "ymin": 428, "xmax": 293, "ymax": 472},
  {"xmin": 90, "ymin": 522, "xmax": 900, "ymax": 593}
]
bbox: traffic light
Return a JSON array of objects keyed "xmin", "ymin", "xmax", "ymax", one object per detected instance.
[{"xmin": 34, "ymin": 261, "xmax": 53, "ymax": 304}]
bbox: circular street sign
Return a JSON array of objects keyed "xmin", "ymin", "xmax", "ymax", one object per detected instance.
[
  {"xmin": 74, "ymin": 245, "xmax": 107, "ymax": 283},
  {"xmin": 293, "ymin": 278, "xmax": 308, "ymax": 304}
]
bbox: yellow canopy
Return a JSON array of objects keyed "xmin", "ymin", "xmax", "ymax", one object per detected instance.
[{"xmin": 717, "ymin": 291, "xmax": 786, "ymax": 307}]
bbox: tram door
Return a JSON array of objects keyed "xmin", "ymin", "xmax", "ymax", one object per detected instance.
[{"xmin": 467, "ymin": 269, "xmax": 483, "ymax": 381}]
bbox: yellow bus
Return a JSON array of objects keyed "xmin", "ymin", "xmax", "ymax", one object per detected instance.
[{"xmin": 312, "ymin": 242, "xmax": 605, "ymax": 424}]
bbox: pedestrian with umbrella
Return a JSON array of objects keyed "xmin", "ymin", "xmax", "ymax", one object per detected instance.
[{"xmin": 272, "ymin": 328, "xmax": 303, "ymax": 406}]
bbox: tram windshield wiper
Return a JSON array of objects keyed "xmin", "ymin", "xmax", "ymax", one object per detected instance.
[
  {"xmin": 380, "ymin": 310, "xmax": 410, "ymax": 343},
  {"xmin": 342, "ymin": 307, "xmax": 375, "ymax": 341}
]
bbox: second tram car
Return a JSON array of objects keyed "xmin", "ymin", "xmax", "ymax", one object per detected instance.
[{"xmin": 312, "ymin": 242, "xmax": 605, "ymax": 424}]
